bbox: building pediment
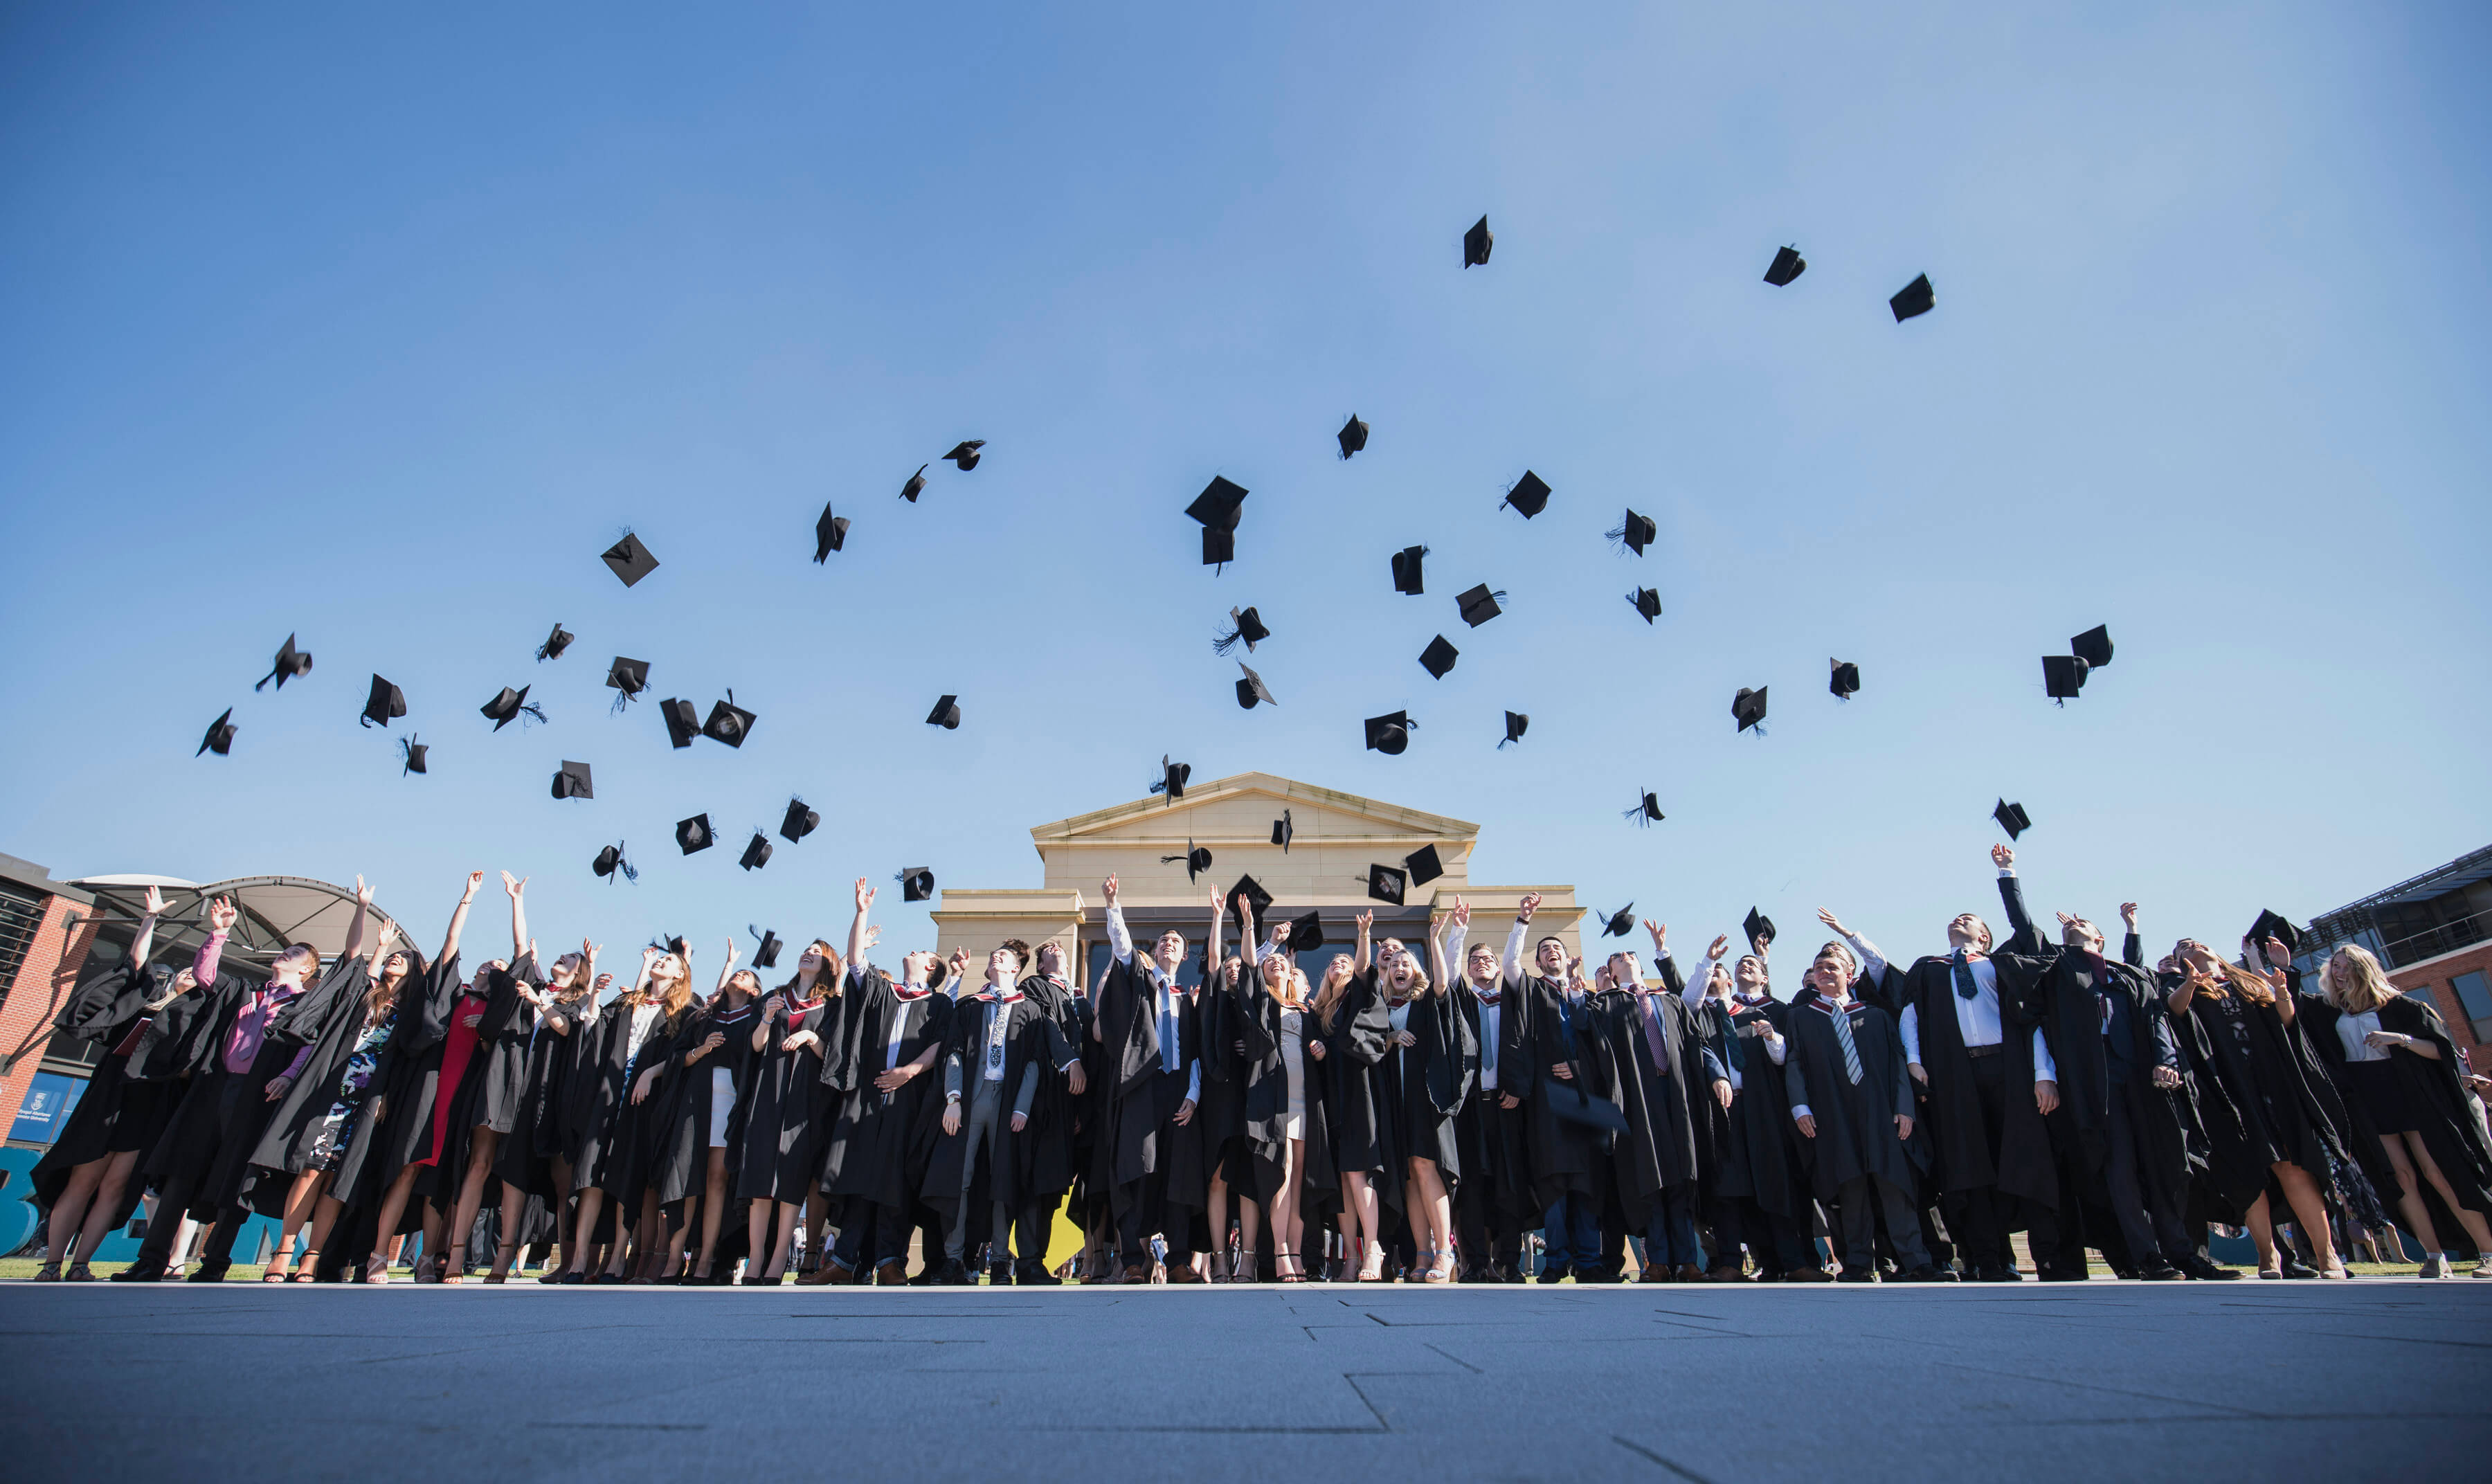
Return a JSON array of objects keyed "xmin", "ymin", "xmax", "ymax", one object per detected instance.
[{"xmin": 1030, "ymin": 772, "xmax": 1477, "ymax": 851}]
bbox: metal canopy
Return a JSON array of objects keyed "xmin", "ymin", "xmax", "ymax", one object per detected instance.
[{"xmin": 69, "ymin": 874, "xmax": 404, "ymax": 968}]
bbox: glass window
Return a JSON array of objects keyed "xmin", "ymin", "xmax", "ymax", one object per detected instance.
[
  {"xmin": 8, "ymin": 1071, "xmax": 86, "ymax": 1144},
  {"xmin": 2451, "ymin": 970, "xmax": 2492, "ymax": 1042}
]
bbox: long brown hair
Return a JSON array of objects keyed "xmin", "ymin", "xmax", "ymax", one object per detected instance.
[
  {"xmin": 1312, "ymin": 954, "xmax": 1356, "ymax": 1031},
  {"xmin": 2191, "ymin": 959, "xmax": 2275, "ymax": 1008},
  {"xmin": 782, "ymin": 941, "xmax": 841, "ymax": 1001},
  {"xmin": 2322, "ymin": 945, "xmax": 2400, "ymax": 1015}
]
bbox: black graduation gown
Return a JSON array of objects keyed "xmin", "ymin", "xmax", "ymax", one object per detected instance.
[
  {"xmin": 145, "ymin": 969, "xmax": 317, "ymax": 1215},
  {"xmin": 1234, "ymin": 987, "xmax": 1304, "ymax": 1206},
  {"xmin": 2301, "ymin": 992, "xmax": 2489, "ymax": 1249},
  {"xmin": 1897, "ymin": 952, "xmax": 2057, "ymax": 1208},
  {"xmin": 1451, "ymin": 984, "xmax": 1532, "ymax": 1227},
  {"xmin": 1094, "ymin": 954, "xmax": 1208, "ymax": 1207},
  {"xmin": 493, "ymin": 963, "xmax": 575, "ymax": 1199},
  {"xmin": 1315, "ymin": 971, "xmax": 1395, "ymax": 1193},
  {"xmin": 464, "ymin": 957, "xmax": 539, "ymax": 1137},
  {"xmin": 1016, "ymin": 975, "xmax": 1082, "ymax": 1204},
  {"xmin": 328, "ymin": 952, "xmax": 462, "ymax": 1221},
  {"xmin": 1699, "ymin": 996, "xmax": 1804, "ymax": 1217},
  {"xmin": 735, "ymin": 993, "xmax": 835, "ymax": 1203},
  {"xmin": 235, "ymin": 955, "xmax": 379, "ymax": 1213},
  {"xmin": 555, "ymin": 995, "xmax": 635, "ymax": 1193},
  {"xmin": 820, "ymin": 973, "xmax": 952, "ymax": 1211},
  {"xmin": 1195, "ymin": 973, "xmax": 1255, "ymax": 1188},
  {"xmin": 1499, "ymin": 974, "xmax": 1611, "ymax": 1209},
  {"xmin": 657, "ymin": 999, "xmax": 764, "ymax": 1209},
  {"xmin": 2170, "ymin": 973, "xmax": 2356, "ymax": 1215},
  {"xmin": 602, "ymin": 1002, "xmax": 698, "ymax": 1206},
  {"xmin": 1395, "ymin": 989, "xmax": 1477, "ymax": 1183},
  {"xmin": 920, "ymin": 993, "xmax": 1072, "ymax": 1214},
  {"xmin": 1782, "ymin": 997, "xmax": 1919, "ymax": 1200},
  {"xmin": 29, "ymin": 959, "xmax": 174, "ymax": 1218},
  {"xmin": 1994, "ymin": 944, "xmax": 2193, "ymax": 1209},
  {"xmin": 1599, "ymin": 988, "xmax": 1714, "ymax": 1227}
]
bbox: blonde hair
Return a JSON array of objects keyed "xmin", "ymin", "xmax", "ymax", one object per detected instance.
[
  {"xmin": 1313, "ymin": 956, "xmax": 1356, "ymax": 1031},
  {"xmin": 2322, "ymin": 945, "xmax": 2400, "ymax": 1015}
]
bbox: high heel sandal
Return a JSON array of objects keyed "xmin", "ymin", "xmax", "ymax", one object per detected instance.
[
  {"xmin": 32, "ymin": 1260, "xmax": 61, "ymax": 1282},
  {"xmin": 66, "ymin": 1261, "xmax": 95, "ymax": 1283},
  {"xmin": 291, "ymin": 1249, "xmax": 320, "ymax": 1282},
  {"xmin": 261, "ymin": 1255, "xmax": 294, "ymax": 1283},
  {"xmin": 483, "ymin": 1241, "xmax": 517, "ymax": 1284},
  {"xmin": 440, "ymin": 1245, "xmax": 467, "ymax": 1285},
  {"xmin": 1357, "ymin": 1244, "xmax": 1387, "ymax": 1282},
  {"xmin": 364, "ymin": 1255, "xmax": 392, "ymax": 1285},
  {"xmin": 1423, "ymin": 1251, "xmax": 1456, "ymax": 1285},
  {"xmin": 1279, "ymin": 1254, "xmax": 1306, "ymax": 1283}
]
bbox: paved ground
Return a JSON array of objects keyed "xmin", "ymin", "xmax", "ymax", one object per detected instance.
[{"xmin": 3, "ymin": 1279, "xmax": 2485, "ymax": 1481}]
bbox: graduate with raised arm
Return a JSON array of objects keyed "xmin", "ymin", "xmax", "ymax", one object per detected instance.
[
  {"xmin": 743, "ymin": 936, "xmax": 840, "ymax": 1285},
  {"xmin": 1595, "ymin": 941, "xmax": 1724, "ymax": 1282},
  {"xmin": 1497, "ymin": 894, "xmax": 1614, "ymax": 1282},
  {"xmin": 818, "ymin": 878, "xmax": 951, "ymax": 1285},
  {"xmin": 926, "ymin": 938, "xmax": 1079, "ymax": 1284},
  {"xmin": 662, "ymin": 936, "xmax": 765, "ymax": 1283},
  {"xmin": 1785, "ymin": 941, "xmax": 1944, "ymax": 1281},
  {"xmin": 489, "ymin": 926, "xmax": 599, "ymax": 1283},
  {"xmin": 1013, "ymin": 933, "xmax": 1090, "ymax": 1283},
  {"xmin": 1199, "ymin": 894, "xmax": 1261, "ymax": 1280},
  {"xmin": 1669, "ymin": 925, "xmax": 1817, "ymax": 1281},
  {"xmin": 1438, "ymin": 898, "xmax": 1533, "ymax": 1281},
  {"xmin": 1094, "ymin": 874, "xmax": 1207, "ymax": 1282},
  {"xmin": 1233, "ymin": 900, "xmax": 1317, "ymax": 1282}
]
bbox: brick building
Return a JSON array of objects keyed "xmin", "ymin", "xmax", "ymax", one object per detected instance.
[
  {"xmin": 2299, "ymin": 843, "xmax": 2492, "ymax": 1063},
  {"xmin": 0, "ymin": 855, "xmax": 101, "ymax": 1149}
]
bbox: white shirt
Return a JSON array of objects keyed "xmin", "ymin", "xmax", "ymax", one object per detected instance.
[
  {"xmin": 626, "ymin": 1002, "xmax": 660, "ymax": 1060},
  {"xmin": 2338, "ymin": 1008, "xmax": 2388, "ymax": 1063},
  {"xmin": 1443, "ymin": 916, "xmax": 1533, "ymax": 1092},
  {"xmin": 1105, "ymin": 902, "xmax": 1202, "ymax": 1103},
  {"xmin": 1670, "ymin": 949, "xmax": 1787, "ymax": 1092}
]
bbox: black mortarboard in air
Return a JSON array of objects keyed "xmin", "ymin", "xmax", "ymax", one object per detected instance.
[
  {"xmin": 1744, "ymin": 908, "xmax": 1777, "ymax": 952},
  {"xmin": 1499, "ymin": 710, "xmax": 1528, "ymax": 748},
  {"xmin": 1202, "ymin": 527, "xmax": 1236, "ymax": 569},
  {"xmin": 480, "ymin": 685, "xmax": 543, "ymax": 731},
  {"xmin": 896, "ymin": 867, "xmax": 934, "ymax": 903},
  {"xmin": 1627, "ymin": 588, "xmax": 1662, "ymax": 624},
  {"xmin": 1405, "ymin": 844, "xmax": 1444, "ymax": 887},
  {"xmin": 1391, "ymin": 545, "xmax": 1428, "ymax": 596},
  {"xmin": 255, "ymin": 633, "xmax": 313, "ymax": 692},
  {"xmin": 1463, "ymin": 215, "xmax": 1493, "ymax": 268},
  {"xmin": 1186, "ymin": 476, "xmax": 1249, "ymax": 532},
  {"xmin": 927, "ymin": 695, "xmax": 961, "ymax": 730},
  {"xmin": 900, "ymin": 464, "xmax": 928, "ymax": 503},
  {"xmin": 660, "ymin": 697, "xmax": 701, "ymax": 749},
  {"xmin": 1235, "ymin": 663, "xmax": 1276, "ymax": 709},
  {"xmin": 537, "ymin": 622, "xmax": 575, "ymax": 662},
  {"xmin": 1733, "ymin": 686, "xmax": 1769, "ymax": 734},
  {"xmin": 602, "ymin": 532, "xmax": 659, "ymax": 587},
  {"xmin": 1272, "ymin": 810, "xmax": 1293, "ymax": 852},
  {"xmin": 1600, "ymin": 904, "xmax": 1636, "ymax": 938},
  {"xmin": 676, "ymin": 814, "xmax": 714, "ymax": 854},
  {"xmin": 1150, "ymin": 755, "xmax": 1191, "ymax": 803},
  {"xmin": 593, "ymin": 842, "xmax": 636, "ymax": 883},
  {"xmin": 943, "ymin": 440, "xmax": 985, "ymax": 471},
  {"xmin": 1764, "ymin": 245, "xmax": 1806, "ymax": 287},
  {"xmin": 780, "ymin": 797, "xmax": 819, "ymax": 843},
  {"xmin": 2248, "ymin": 909, "xmax": 2302, "ymax": 956},
  {"xmin": 606, "ymin": 656, "xmax": 649, "ymax": 714},
  {"xmin": 703, "ymin": 691, "xmax": 756, "ymax": 747},
  {"xmin": 1456, "ymin": 584, "xmax": 1506, "ymax": 627},
  {"xmin": 751, "ymin": 928, "xmax": 784, "ymax": 969},
  {"xmin": 1890, "ymin": 273, "xmax": 1935, "ymax": 322},
  {"xmin": 1220, "ymin": 873, "xmax": 1272, "ymax": 926},
  {"xmin": 1830, "ymin": 658, "xmax": 1861, "ymax": 700},
  {"xmin": 1607, "ymin": 509, "xmax": 1657, "ymax": 556},
  {"xmin": 399, "ymin": 734, "xmax": 426, "ymax": 775},
  {"xmin": 552, "ymin": 759, "xmax": 594, "ymax": 801},
  {"xmin": 1366, "ymin": 864, "xmax": 1407, "ymax": 906},
  {"xmin": 1623, "ymin": 791, "xmax": 1663, "ymax": 826},
  {"xmin": 1364, "ymin": 710, "xmax": 1414, "ymax": 756},
  {"xmin": 814, "ymin": 505, "xmax": 849, "ymax": 562},
  {"xmin": 1213, "ymin": 606, "xmax": 1268, "ymax": 655},
  {"xmin": 1162, "ymin": 840, "xmax": 1213, "ymax": 881},
  {"xmin": 739, "ymin": 832, "xmax": 773, "ymax": 871},
  {"xmin": 1283, "ymin": 911, "xmax": 1323, "ymax": 950},
  {"xmin": 1501, "ymin": 471, "xmax": 1551, "ymax": 518},
  {"xmin": 1993, "ymin": 799, "xmax": 2031, "ymax": 840},
  {"xmin": 361, "ymin": 675, "xmax": 405, "ymax": 729},
  {"xmin": 2041, "ymin": 655, "xmax": 2090, "ymax": 703},
  {"xmin": 2071, "ymin": 625, "xmax": 2114, "ymax": 669},
  {"xmin": 1337, "ymin": 415, "xmax": 1369, "ymax": 460},
  {"xmin": 1418, "ymin": 635, "xmax": 1459, "ymax": 679}
]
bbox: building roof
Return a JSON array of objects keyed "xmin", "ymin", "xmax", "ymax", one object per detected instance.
[
  {"xmin": 2310, "ymin": 844, "xmax": 2492, "ymax": 928},
  {"xmin": 1031, "ymin": 772, "xmax": 1479, "ymax": 849},
  {"xmin": 68, "ymin": 874, "xmax": 404, "ymax": 963},
  {"xmin": 0, "ymin": 853, "xmax": 95, "ymax": 906}
]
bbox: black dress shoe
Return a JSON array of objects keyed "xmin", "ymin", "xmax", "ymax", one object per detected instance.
[
  {"xmin": 1899, "ymin": 1265, "xmax": 1956, "ymax": 1283},
  {"xmin": 1782, "ymin": 1266, "xmax": 1835, "ymax": 1283},
  {"xmin": 1015, "ymin": 1263, "xmax": 1060, "ymax": 1287},
  {"xmin": 109, "ymin": 1257, "xmax": 168, "ymax": 1283},
  {"xmin": 1537, "ymin": 1263, "xmax": 1571, "ymax": 1284},
  {"xmin": 1493, "ymin": 1263, "xmax": 1525, "ymax": 1284},
  {"xmin": 2279, "ymin": 1256, "xmax": 2320, "ymax": 1279},
  {"xmin": 185, "ymin": 1265, "xmax": 231, "ymax": 1284},
  {"xmin": 1836, "ymin": 1267, "xmax": 1878, "ymax": 1283},
  {"xmin": 986, "ymin": 1263, "xmax": 1013, "ymax": 1287},
  {"xmin": 1975, "ymin": 1266, "xmax": 2025, "ymax": 1283},
  {"xmin": 2138, "ymin": 1263, "xmax": 2187, "ymax": 1281},
  {"xmin": 2039, "ymin": 1266, "xmax": 2091, "ymax": 1283},
  {"xmin": 934, "ymin": 1257, "xmax": 972, "ymax": 1286},
  {"xmin": 2182, "ymin": 1255, "xmax": 2243, "ymax": 1281}
]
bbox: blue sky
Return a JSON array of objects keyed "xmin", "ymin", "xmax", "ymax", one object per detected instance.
[{"xmin": 3, "ymin": 2, "xmax": 2486, "ymax": 968}]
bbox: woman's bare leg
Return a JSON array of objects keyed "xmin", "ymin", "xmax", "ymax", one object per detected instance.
[
  {"xmin": 444, "ymin": 1127, "xmax": 500, "ymax": 1278},
  {"xmin": 2273, "ymin": 1163, "xmax": 2341, "ymax": 1270},
  {"xmin": 73, "ymin": 1150, "xmax": 145, "ymax": 1265},
  {"xmin": 1272, "ymin": 1139, "xmax": 1304, "ymax": 1273},
  {"xmin": 1237, "ymin": 1196, "xmax": 1261, "ymax": 1278},
  {"xmin": 2401, "ymin": 1131, "xmax": 2492, "ymax": 1251},
  {"xmin": 2375, "ymin": 1137, "xmax": 2442, "ymax": 1254},
  {"xmin": 568, "ymin": 1188, "xmax": 606, "ymax": 1274},
  {"xmin": 267, "ymin": 1168, "xmax": 325, "ymax": 1276},
  {"xmin": 46, "ymin": 1159, "xmax": 106, "ymax": 1263},
  {"xmin": 1204, "ymin": 1171, "xmax": 1230, "ymax": 1276},
  {"xmin": 367, "ymin": 1165, "xmax": 424, "ymax": 1281},
  {"xmin": 748, "ymin": 1197, "xmax": 776, "ymax": 1278},
  {"xmin": 696, "ymin": 1150, "xmax": 730, "ymax": 1276},
  {"xmin": 2244, "ymin": 1191, "xmax": 2278, "ymax": 1272}
]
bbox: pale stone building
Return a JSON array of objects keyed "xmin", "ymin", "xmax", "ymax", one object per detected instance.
[{"xmin": 930, "ymin": 772, "xmax": 1584, "ymax": 984}]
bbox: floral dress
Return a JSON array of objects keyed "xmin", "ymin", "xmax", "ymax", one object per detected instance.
[{"xmin": 309, "ymin": 1011, "xmax": 398, "ymax": 1170}]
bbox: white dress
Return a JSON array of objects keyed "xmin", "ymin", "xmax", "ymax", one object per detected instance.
[{"xmin": 1280, "ymin": 1007, "xmax": 1306, "ymax": 1140}]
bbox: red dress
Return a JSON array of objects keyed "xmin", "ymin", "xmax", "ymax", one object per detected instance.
[{"xmin": 417, "ymin": 993, "xmax": 489, "ymax": 1168}]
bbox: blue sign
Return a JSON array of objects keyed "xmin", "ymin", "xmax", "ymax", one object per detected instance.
[{"xmin": 8, "ymin": 1071, "xmax": 86, "ymax": 1145}]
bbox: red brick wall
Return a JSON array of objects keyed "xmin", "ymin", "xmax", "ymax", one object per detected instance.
[
  {"xmin": 0, "ymin": 896, "xmax": 100, "ymax": 1135},
  {"xmin": 2388, "ymin": 941, "xmax": 2492, "ymax": 1070}
]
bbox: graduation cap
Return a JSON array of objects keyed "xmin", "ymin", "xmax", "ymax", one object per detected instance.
[
  {"xmin": 780, "ymin": 797, "xmax": 819, "ymax": 843},
  {"xmin": 1185, "ymin": 476, "xmax": 1249, "ymax": 532},
  {"xmin": 1391, "ymin": 545, "xmax": 1428, "ymax": 596},
  {"xmin": 606, "ymin": 656, "xmax": 649, "ymax": 714},
  {"xmin": 1149, "ymin": 754, "xmax": 1191, "ymax": 803},
  {"xmin": 1225, "ymin": 874, "xmax": 1274, "ymax": 929},
  {"xmin": 2071, "ymin": 624, "xmax": 2114, "ymax": 669},
  {"xmin": 814, "ymin": 505, "xmax": 850, "ymax": 562},
  {"xmin": 1272, "ymin": 810, "xmax": 1293, "ymax": 852},
  {"xmin": 1599, "ymin": 904, "xmax": 1636, "ymax": 938},
  {"xmin": 1364, "ymin": 710, "xmax": 1414, "ymax": 756},
  {"xmin": 2041, "ymin": 655, "xmax": 2090, "ymax": 703},
  {"xmin": 1992, "ymin": 799, "xmax": 2031, "ymax": 840},
  {"xmin": 702, "ymin": 691, "xmax": 756, "ymax": 747},
  {"xmin": 360, "ymin": 674, "xmax": 405, "ymax": 729},
  {"xmin": 943, "ymin": 440, "xmax": 985, "ymax": 471},
  {"xmin": 1764, "ymin": 244, "xmax": 1806, "ymax": 287},
  {"xmin": 1235, "ymin": 663, "xmax": 1276, "ymax": 709},
  {"xmin": 196, "ymin": 708, "xmax": 237, "ymax": 757},
  {"xmin": 676, "ymin": 814, "xmax": 714, "ymax": 854},
  {"xmin": 536, "ymin": 623, "xmax": 575, "ymax": 662},
  {"xmin": 1733, "ymin": 686, "xmax": 1769, "ymax": 734},
  {"xmin": 1405, "ymin": 844, "xmax": 1444, "ymax": 887},
  {"xmin": 1499, "ymin": 710, "xmax": 1528, "ymax": 749},
  {"xmin": 2248, "ymin": 908, "xmax": 2302, "ymax": 956},
  {"xmin": 900, "ymin": 464, "xmax": 928, "ymax": 503},
  {"xmin": 660, "ymin": 697, "xmax": 701, "ymax": 749},
  {"xmin": 1213, "ymin": 606, "xmax": 1268, "ymax": 655},
  {"xmin": 1418, "ymin": 635, "xmax": 1459, "ymax": 679},
  {"xmin": 1627, "ymin": 588, "xmax": 1662, "ymax": 624},
  {"xmin": 593, "ymin": 841, "xmax": 637, "ymax": 883},
  {"xmin": 1337, "ymin": 415, "xmax": 1369, "ymax": 460},
  {"xmin": 1607, "ymin": 509, "xmax": 1657, "ymax": 557},
  {"xmin": 1744, "ymin": 908, "xmax": 1777, "ymax": 953},
  {"xmin": 1623, "ymin": 791, "xmax": 1663, "ymax": 826},
  {"xmin": 1202, "ymin": 527, "xmax": 1236, "ymax": 569},
  {"xmin": 601, "ymin": 532, "xmax": 660, "ymax": 587},
  {"xmin": 1890, "ymin": 273, "xmax": 1935, "ymax": 323},
  {"xmin": 1462, "ymin": 214, "xmax": 1493, "ymax": 268},
  {"xmin": 1456, "ymin": 584, "xmax": 1506, "ymax": 627},
  {"xmin": 399, "ymin": 734, "xmax": 426, "ymax": 776},
  {"xmin": 1281, "ymin": 910, "xmax": 1324, "ymax": 950},
  {"xmin": 926, "ymin": 694, "xmax": 961, "ymax": 730},
  {"xmin": 551, "ymin": 760, "xmax": 593, "ymax": 801},
  {"xmin": 1830, "ymin": 658, "xmax": 1861, "ymax": 700},
  {"xmin": 1366, "ymin": 864, "xmax": 1407, "ymax": 906},
  {"xmin": 1544, "ymin": 1079, "xmax": 1631, "ymax": 1132},
  {"xmin": 1501, "ymin": 471, "xmax": 1552, "ymax": 518},
  {"xmin": 896, "ymin": 866, "xmax": 935, "ymax": 903},
  {"xmin": 739, "ymin": 831, "xmax": 773, "ymax": 871},
  {"xmin": 1162, "ymin": 840, "xmax": 1213, "ymax": 880},
  {"xmin": 254, "ymin": 633, "xmax": 313, "ymax": 692},
  {"xmin": 480, "ymin": 685, "xmax": 544, "ymax": 731},
  {"xmin": 750, "ymin": 927, "xmax": 784, "ymax": 969}
]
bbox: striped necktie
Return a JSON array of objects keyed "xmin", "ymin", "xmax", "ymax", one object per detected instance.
[{"xmin": 1827, "ymin": 1002, "xmax": 1863, "ymax": 1085}]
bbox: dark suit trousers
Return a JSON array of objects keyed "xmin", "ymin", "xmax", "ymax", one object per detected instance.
[
  {"xmin": 1948, "ymin": 1053, "xmax": 2059, "ymax": 1270},
  {"xmin": 1112, "ymin": 1070, "xmax": 1195, "ymax": 1268},
  {"xmin": 1454, "ymin": 1096, "xmax": 1522, "ymax": 1271},
  {"xmin": 136, "ymin": 1073, "xmax": 254, "ymax": 1270},
  {"xmin": 2104, "ymin": 1080, "xmax": 2189, "ymax": 1265}
]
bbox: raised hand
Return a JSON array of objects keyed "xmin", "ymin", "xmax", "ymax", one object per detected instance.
[
  {"xmin": 1706, "ymin": 933, "xmax": 1729, "ymax": 961},
  {"xmin": 501, "ymin": 871, "xmax": 526, "ymax": 899},
  {"xmin": 1992, "ymin": 844, "xmax": 2014, "ymax": 869},
  {"xmin": 1209, "ymin": 886, "xmax": 1227, "ymax": 914},
  {"xmin": 2261, "ymin": 936, "xmax": 2291, "ymax": 970},
  {"xmin": 761, "ymin": 994, "xmax": 784, "ymax": 1023},
  {"xmin": 1451, "ymin": 898, "xmax": 1471, "ymax": 929},
  {"xmin": 354, "ymin": 876, "xmax": 374, "ymax": 908},
  {"xmin": 143, "ymin": 884, "xmax": 165, "ymax": 917},
  {"xmin": 1517, "ymin": 893, "xmax": 1542, "ymax": 923},
  {"xmin": 855, "ymin": 877, "xmax": 876, "ymax": 912},
  {"xmin": 462, "ymin": 870, "xmax": 485, "ymax": 900},
  {"xmin": 723, "ymin": 936, "xmax": 739, "ymax": 967},
  {"xmin": 1355, "ymin": 910, "xmax": 1373, "ymax": 934},
  {"xmin": 1816, "ymin": 907, "xmax": 1848, "ymax": 939},
  {"xmin": 207, "ymin": 895, "xmax": 239, "ymax": 933},
  {"xmin": 1101, "ymin": 875, "xmax": 1120, "ymax": 907},
  {"xmin": 641, "ymin": 945, "xmax": 663, "ymax": 970},
  {"xmin": 2119, "ymin": 902, "xmax": 2138, "ymax": 930}
]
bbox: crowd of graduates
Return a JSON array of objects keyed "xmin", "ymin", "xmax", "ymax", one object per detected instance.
[{"xmin": 26, "ymin": 846, "xmax": 2492, "ymax": 1287}]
